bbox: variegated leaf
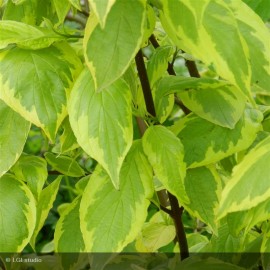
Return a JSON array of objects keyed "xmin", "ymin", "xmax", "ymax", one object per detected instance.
[
  {"xmin": 59, "ymin": 117, "xmax": 79, "ymax": 154},
  {"xmin": 0, "ymin": 174, "xmax": 36, "ymax": 252},
  {"xmin": 185, "ymin": 166, "xmax": 222, "ymax": 233},
  {"xmin": 55, "ymin": 196, "xmax": 85, "ymax": 252},
  {"xmin": 88, "ymin": 0, "xmax": 116, "ymax": 27},
  {"xmin": 170, "ymin": 108, "xmax": 263, "ymax": 168},
  {"xmin": 160, "ymin": 0, "xmax": 251, "ymax": 97},
  {"xmin": 45, "ymin": 153, "xmax": 85, "ymax": 177},
  {"xmin": 147, "ymin": 46, "xmax": 175, "ymax": 123},
  {"xmin": 142, "ymin": 4, "xmax": 156, "ymax": 45},
  {"xmin": 227, "ymin": 198, "xmax": 270, "ymax": 237},
  {"xmin": 218, "ymin": 136, "xmax": 270, "ymax": 219},
  {"xmin": 147, "ymin": 45, "xmax": 175, "ymax": 87},
  {"xmin": 243, "ymin": 0, "xmax": 270, "ymax": 21},
  {"xmin": 68, "ymin": 68, "xmax": 133, "ymax": 189},
  {"xmin": 142, "ymin": 125, "xmax": 189, "ymax": 205},
  {"xmin": 30, "ymin": 177, "xmax": 62, "ymax": 248},
  {"xmin": 136, "ymin": 212, "xmax": 175, "ymax": 252},
  {"xmin": 84, "ymin": 0, "xmax": 146, "ymax": 91},
  {"xmin": 0, "ymin": 100, "xmax": 30, "ymax": 177},
  {"xmin": 226, "ymin": 0, "xmax": 270, "ymax": 93},
  {"xmin": 156, "ymin": 76, "xmax": 246, "ymax": 128},
  {"xmin": 52, "ymin": 0, "xmax": 71, "ymax": 24},
  {"xmin": 0, "ymin": 20, "xmax": 65, "ymax": 50},
  {"xmin": 80, "ymin": 141, "xmax": 154, "ymax": 252},
  {"xmin": 0, "ymin": 42, "xmax": 83, "ymax": 141},
  {"xmin": 11, "ymin": 154, "xmax": 48, "ymax": 201}
]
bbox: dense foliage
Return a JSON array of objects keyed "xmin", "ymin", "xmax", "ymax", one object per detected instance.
[{"xmin": 0, "ymin": 0, "xmax": 270, "ymax": 269}]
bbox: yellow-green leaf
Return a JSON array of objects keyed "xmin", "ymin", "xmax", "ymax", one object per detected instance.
[
  {"xmin": 52, "ymin": 0, "xmax": 71, "ymax": 24},
  {"xmin": 55, "ymin": 196, "xmax": 85, "ymax": 252},
  {"xmin": 0, "ymin": 42, "xmax": 83, "ymax": 141},
  {"xmin": 171, "ymin": 108, "xmax": 262, "ymax": 168},
  {"xmin": 0, "ymin": 174, "xmax": 36, "ymax": 252},
  {"xmin": 84, "ymin": 0, "xmax": 146, "ymax": 91},
  {"xmin": 227, "ymin": 198, "xmax": 270, "ymax": 237},
  {"xmin": 68, "ymin": 68, "xmax": 133, "ymax": 189},
  {"xmin": 0, "ymin": 100, "xmax": 30, "ymax": 177},
  {"xmin": 160, "ymin": 0, "xmax": 251, "ymax": 97},
  {"xmin": 218, "ymin": 136, "xmax": 270, "ymax": 219},
  {"xmin": 136, "ymin": 211, "xmax": 175, "ymax": 252},
  {"xmin": 88, "ymin": 0, "xmax": 116, "ymax": 27},
  {"xmin": 11, "ymin": 154, "xmax": 48, "ymax": 201},
  {"xmin": 0, "ymin": 20, "xmax": 65, "ymax": 50},
  {"xmin": 59, "ymin": 117, "xmax": 79, "ymax": 154},
  {"xmin": 30, "ymin": 177, "xmax": 62, "ymax": 248},
  {"xmin": 142, "ymin": 125, "xmax": 189, "ymax": 205},
  {"xmin": 80, "ymin": 141, "xmax": 154, "ymax": 252},
  {"xmin": 45, "ymin": 152, "xmax": 85, "ymax": 177},
  {"xmin": 226, "ymin": 0, "xmax": 270, "ymax": 93},
  {"xmin": 185, "ymin": 166, "xmax": 222, "ymax": 233},
  {"xmin": 157, "ymin": 76, "xmax": 246, "ymax": 128}
]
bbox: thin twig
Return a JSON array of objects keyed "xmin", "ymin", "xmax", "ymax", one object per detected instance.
[
  {"xmin": 135, "ymin": 50, "xmax": 157, "ymax": 118},
  {"xmin": 168, "ymin": 192, "xmax": 189, "ymax": 260},
  {"xmin": 160, "ymin": 205, "xmax": 173, "ymax": 216},
  {"xmin": 185, "ymin": 59, "xmax": 200, "ymax": 78}
]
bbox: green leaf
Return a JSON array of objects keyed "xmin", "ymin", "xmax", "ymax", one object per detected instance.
[
  {"xmin": 209, "ymin": 223, "xmax": 244, "ymax": 254},
  {"xmin": 136, "ymin": 211, "xmax": 175, "ymax": 252},
  {"xmin": 186, "ymin": 233, "xmax": 209, "ymax": 253},
  {"xmin": 52, "ymin": 0, "xmax": 71, "ymax": 24},
  {"xmin": 226, "ymin": 0, "xmax": 270, "ymax": 93},
  {"xmin": 185, "ymin": 166, "xmax": 222, "ymax": 233},
  {"xmin": 218, "ymin": 136, "xmax": 270, "ymax": 219},
  {"xmin": 142, "ymin": 4, "xmax": 156, "ymax": 45},
  {"xmin": 123, "ymin": 65, "xmax": 147, "ymax": 118},
  {"xmin": 0, "ymin": 174, "xmax": 36, "ymax": 252},
  {"xmin": 80, "ymin": 141, "xmax": 154, "ymax": 252},
  {"xmin": 2, "ymin": 0, "xmax": 57, "ymax": 26},
  {"xmin": 142, "ymin": 125, "xmax": 189, "ymax": 205},
  {"xmin": 154, "ymin": 91, "xmax": 174, "ymax": 124},
  {"xmin": 261, "ymin": 230, "xmax": 270, "ymax": 269},
  {"xmin": 147, "ymin": 46, "xmax": 175, "ymax": 123},
  {"xmin": 88, "ymin": 0, "xmax": 116, "ymax": 27},
  {"xmin": 30, "ymin": 177, "xmax": 62, "ymax": 248},
  {"xmin": 0, "ymin": 42, "xmax": 83, "ymax": 141},
  {"xmin": 3, "ymin": 0, "xmax": 37, "ymax": 25},
  {"xmin": 178, "ymin": 81, "xmax": 246, "ymax": 129},
  {"xmin": 11, "ymin": 154, "xmax": 48, "ymax": 201},
  {"xmin": 243, "ymin": 0, "xmax": 270, "ymax": 21},
  {"xmin": 45, "ymin": 153, "xmax": 85, "ymax": 177},
  {"xmin": 160, "ymin": 0, "xmax": 251, "ymax": 97},
  {"xmin": 68, "ymin": 0, "xmax": 81, "ymax": 11},
  {"xmin": 171, "ymin": 108, "xmax": 262, "ymax": 168},
  {"xmin": 55, "ymin": 196, "xmax": 85, "ymax": 251},
  {"xmin": 0, "ymin": 20, "xmax": 65, "ymax": 50},
  {"xmin": 147, "ymin": 46, "xmax": 175, "ymax": 87},
  {"xmin": 84, "ymin": 0, "xmax": 146, "ymax": 91},
  {"xmin": 227, "ymin": 198, "xmax": 270, "ymax": 237},
  {"xmin": 156, "ymin": 76, "xmax": 246, "ymax": 128},
  {"xmin": 75, "ymin": 176, "xmax": 90, "ymax": 194},
  {"xmin": 59, "ymin": 117, "xmax": 79, "ymax": 154},
  {"xmin": 69, "ymin": 68, "xmax": 133, "ymax": 189},
  {"xmin": 175, "ymin": 256, "xmax": 245, "ymax": 270},
  {"xmin": 0, "ymin": 100, "xmax": 30, "ymax": 177}
]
